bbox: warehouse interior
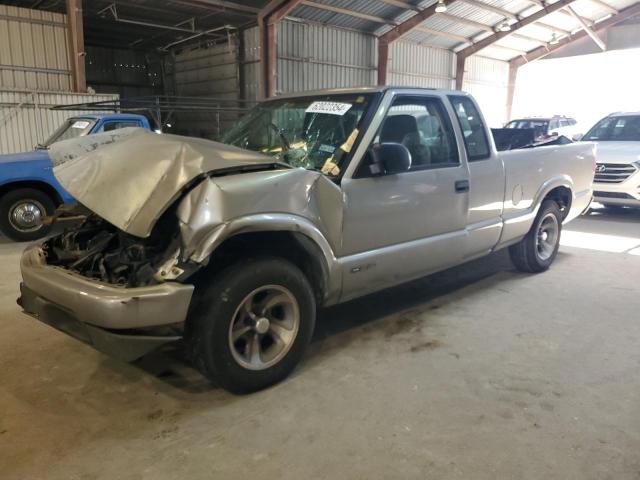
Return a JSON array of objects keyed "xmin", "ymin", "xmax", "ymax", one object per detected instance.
[{"xmin": 1, "ymin": 1, "xmax": 640, "ymax": 479}]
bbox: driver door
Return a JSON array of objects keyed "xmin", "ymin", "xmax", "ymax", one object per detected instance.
[{"xmin": 338, "ymin": 94, "xmax": 470, "ymax": 301}]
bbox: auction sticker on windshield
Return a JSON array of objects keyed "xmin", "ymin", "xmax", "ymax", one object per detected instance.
[
  {"xmin": 306, "ymin": 101, "xmax": 352, "ymax": 116},
  {"xmin": 71, "ymin": 120, "xmax": 91, "ymax": 129}
]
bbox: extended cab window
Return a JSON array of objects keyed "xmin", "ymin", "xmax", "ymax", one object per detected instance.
[
  {"xmin": 374, "ymin": 96, "xmax": 459, "ymax": 170},
  {"xmin": 101, "ymin": 121, "xmax": 143, "ymax": 132},
  {"xmin": 448, "ymin": 96, "xmax": 490, "ymax": 161}
]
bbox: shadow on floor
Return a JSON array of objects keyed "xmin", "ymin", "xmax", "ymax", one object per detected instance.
[{"xmin": 130, "ymin": 248, "xmax": 576, "ymax": 394}]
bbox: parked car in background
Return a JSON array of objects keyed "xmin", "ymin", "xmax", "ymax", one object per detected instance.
[
  {"xmin": 18, "ymin": 87, "xmax": 595, "ymax": 393},
  {"xmin": 581, "ymin": 112, "xmax": 640, "ymax": 208},
  {"xmin": 505, "ymin": 115, "xmax": 581, "ymax": 142},
  {"xmin": 0, "ymin": 114, "xmax": 152, "ymax": 241}
]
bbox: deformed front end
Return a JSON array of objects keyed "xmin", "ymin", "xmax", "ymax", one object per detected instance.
[{"xmin": 17, "ymin": 127, "xmax": 343, "ymax": 362}]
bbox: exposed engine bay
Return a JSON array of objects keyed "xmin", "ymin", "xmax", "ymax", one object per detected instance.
[{"xmin": 43, "ymin": 213, "xmax": 180, "ymax": 287}]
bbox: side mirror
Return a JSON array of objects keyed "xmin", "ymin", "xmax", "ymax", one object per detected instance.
[
  {"xmin": 374, "ymin": 142, "xmax": 412, "ymax": 175},
  {"xmin": 572, "ymin": 133, "xmax": 583, "ymax": 141}
]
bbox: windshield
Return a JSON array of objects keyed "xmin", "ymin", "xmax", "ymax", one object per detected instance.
[
  {"xmin": 583, "ymin": 115, "xmax": 640, "ymax": 141},
  {"xmin": 221, "ymin": 94, "xmax": 376, "ymax": 177},
  {"xmin": 42, "ymin": 117, "xmax": 96, "ymax": 148}
]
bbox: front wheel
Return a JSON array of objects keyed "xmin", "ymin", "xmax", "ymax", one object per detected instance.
[
  {"xmin": 188, "ymin": 257, "xmax": 316, "ymax": 394},
  {"xmin": 509, "ymin": 200, "xmax": 562, "ymax": 273},
  {"xmin": 0, "ymin": 188, "xmax": 55, "ymax": 242}
]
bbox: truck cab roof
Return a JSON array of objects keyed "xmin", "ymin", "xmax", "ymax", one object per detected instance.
[{"xmin": 69, "ymin": 113, "xmax": 149, "ymax": 121}]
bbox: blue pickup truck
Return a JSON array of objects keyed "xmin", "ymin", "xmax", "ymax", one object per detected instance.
[{"xmin": 0, "ymin": 113, "xmax": 152, "ymax": 241}]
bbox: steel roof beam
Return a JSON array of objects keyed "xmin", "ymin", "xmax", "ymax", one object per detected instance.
[
  {"xmin": 459, "ymin": 0, "xmax": 571, "ymax": 35},
  {"xmin": 457, "ymin": 0, "xmax": 576, "ymax": 59},
  {"xmin": 511, "ymin": 2, "xmax": 640, "ymax": 67},
  {"xmin": 566, "ymin": 5, "xmax": 606, "ymax": 49},
  {"xmin": 506, "ymin": 2, "xmax": 637, "ymax": 112},
  {"xmin": 521, "ymin": 0, "xmax": 596, "ymax": 25},
  {"xmin": 455, "ymin": 0, "xmax": 577, "ymax": 89}
]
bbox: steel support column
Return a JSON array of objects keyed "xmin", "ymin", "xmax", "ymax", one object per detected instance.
[
  {"xmin": 66, "ymin": 0, "xmax": 86, "ymax": 92},
  {"xmin": 506, "ymin": 63, "xmax": 518, "ymax": 121},
  {"xmin": 258, "ymin": 0, "xmax": 302, "ymax": 98}
]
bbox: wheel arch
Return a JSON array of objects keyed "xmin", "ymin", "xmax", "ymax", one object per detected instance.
[
  {"xmin": 0, "ymin": 180, "xmax": 64, "ymax": 206},
  {"xmin": 187, "ymin": 215, "xmax": 342, "ymax": 306},
  {"xmin": 533, "ymin": 176, "xmax": 573, "ymax": 220}
]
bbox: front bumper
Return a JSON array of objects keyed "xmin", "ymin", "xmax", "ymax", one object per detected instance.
[
  {"xmin": 18, "ymin": 245, "xmax": 194, "ymax": 361},
  {"xmin": 593, "ymin": 167, "xmax": 640, "ymax": 207},
  {"xmin": 593, "ymin": 190, "xmax": 640, "ymax": 207}
]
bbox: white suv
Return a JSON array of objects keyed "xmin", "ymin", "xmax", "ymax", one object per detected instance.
[
  {"xmin": 505, "ymin": 115, "xmax": 581, "ymax": 142},
  {"xmin": 583, "ymin": 112, "xmax": 640, "ymax": 208}
]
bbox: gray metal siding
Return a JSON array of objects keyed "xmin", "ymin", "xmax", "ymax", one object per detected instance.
[
  {"xmin": 0, "ymin": 90, "xmax": 118, "ymax": 154},
  {"xmin": 388, "ymin": 41, "xmax": 455, "ymax": 89},
  {"xmin": 173, "ymin": 42, "xmax": 240, "ymax": 98},
  {"xmin": 0, "ymin": 5, "xmax": 71, "ymax": 92},
  {"xmin": 242, "ymin": 26, "xmax": 261, "ymax": 102},
  {"xmin": 276, "ymin": 20, "xmax": 376, "ymax": 94},
  {"xmin": 172, "ymin": 41, "xmax": 242, "ymax": 138}
]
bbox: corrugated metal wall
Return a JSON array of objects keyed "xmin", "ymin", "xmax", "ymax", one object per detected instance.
[
  {"xmin": 461, "ymin": 56, "xmax": 510, "ymax": 127},
  {"xmin": 276, "ymin": 20, "xmax": 376, "ymax": 94},
  {"xmin": 171, "ymin": 41, "xmax": 242, "ymax": 138},
  {"xmin": 0, "ymin": 5, "xmax": 71, "ymax": 92},
  {"xmin": 0, "ymin": 90, "xmax": 117, "ymax": 154},
  {"xmin": 242, "ymin": 27, "xmax": 261, "ymax": 102},
  {"xmin": 388, "ymin": 41, "xmax": 454, "ymax": 89},
  {"xmin": 174, "ymin": 42, "xmax": 240, "ymax": 98},
  {"xmin": 167, "ymin": 21, "xmax": 510, "ymax": 133}
]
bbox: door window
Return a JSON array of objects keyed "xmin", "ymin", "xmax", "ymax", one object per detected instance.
[
  {"xmin": 448, "ymin": 96, "xmax": 490, "ymax": 161},
  {"xmin": 368, "ymin": 96, "xmax": 459, "ymax": 173}
]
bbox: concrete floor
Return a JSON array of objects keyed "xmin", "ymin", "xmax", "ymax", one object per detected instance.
[{"xmin": 1, "ymin": 207, "xmax": 639, "ymax": 479}]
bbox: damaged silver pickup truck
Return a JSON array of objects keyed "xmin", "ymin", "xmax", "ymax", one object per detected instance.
[{"xmin": 18, "ymin": 87, "xmax": 595, "ymax": 393}]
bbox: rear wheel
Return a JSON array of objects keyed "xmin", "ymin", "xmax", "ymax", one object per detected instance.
[
  {"xmin": 188, "ymin": 257, "xmax": 316, "ymax": 394},
  {"xmin": 509, "ymin": 200, "xmax": 562, "ymax": 273},
  {"xmin": 0, "ymin": 188, "xmax": 55, "ymax": 241}
]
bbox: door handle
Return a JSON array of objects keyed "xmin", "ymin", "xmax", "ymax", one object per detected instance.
[{"xmin": 455, "ymin": 180, "xmax": 470, "ymax": 193}]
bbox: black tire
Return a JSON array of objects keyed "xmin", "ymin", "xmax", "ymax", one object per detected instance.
[
  {"xmin": 0, "ymin": 188, "xmax": 55, "ymax": 242},
  {"xmin": 188, "ymin": 257, "xmax": 316, "ymax": 394},
  {"xmin": 509, "ymin": 200, "xmax": 562, "ymax": 273}
]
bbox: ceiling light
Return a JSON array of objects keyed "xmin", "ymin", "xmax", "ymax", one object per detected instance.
[
  {"xmin": 550, "ymin": 33, "xmax": 559, "ymax": 45},
  {"xmin": 435, "ymin": 0, "xmax": 447, "ymax": 13},
  {"xmin": 498, "ymin": 21, "xmax": 511, "ymax": 32}
]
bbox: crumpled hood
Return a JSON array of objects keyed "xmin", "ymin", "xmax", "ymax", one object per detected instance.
[
  {"xmin": 50, "ymin": 128, "xmax": 277, "ymax": 237},
  {"xmin": 593, "ymin": 141, "xmax": 640, "ymax": 164},
  {"xmin": 0, "ymin": 149, "xmax": 50, "ymax": 165}
]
